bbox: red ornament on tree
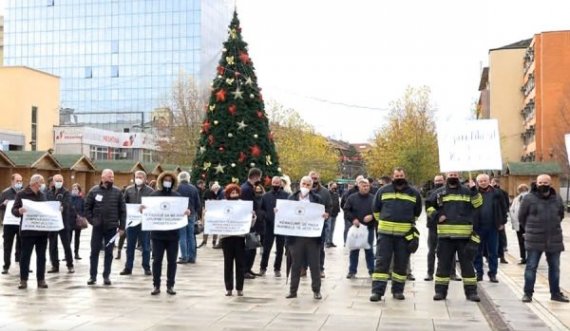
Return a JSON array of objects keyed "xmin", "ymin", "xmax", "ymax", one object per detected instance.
[
  {"xmin": 238, "ymin": 151, "xmax": 247, "ymax": 163},
  {"xmin": 215, "ymin": 89, "xmax": 227, "ymax": 102},
  {"xmin": 208, "ymin": 135, "xmax": 215, "ymax": 145},
  {"xmin": 228, "ymin": 104, "xmax": 237, "ymax": 115},
  {"xmin": 256, "ymin": 111, "xmax": 264, "ymax": 119},
  {"xmin": 239, "ymin": 51, "xmax": 250, "ymax": 64},
  {"xmin": 216, "ymin": 66, "xmax": 225, "ymax": 75},
  {"xmin": 201, "ymin": 120, "xmax": 211, "ymax": 133},
  {"xmin": 250, "ymin": 145, "xmax": 261, "ymax": 157},
  {"xmin": 218, "ymin": 146, "xmax": 225, "ymax": 152},
  {"xmin": 201, "ymin": 172, "xmax": 207, "ymax": 178}
]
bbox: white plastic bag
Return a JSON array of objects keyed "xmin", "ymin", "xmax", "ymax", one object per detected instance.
[{"xmin": 346, "ymin": 225, "xmax": 370, "ymax": 251}]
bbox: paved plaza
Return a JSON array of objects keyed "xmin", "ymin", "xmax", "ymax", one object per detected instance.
[{"xmin": 1, "ymin": 212, "xmax": 570, "ymax": 330}]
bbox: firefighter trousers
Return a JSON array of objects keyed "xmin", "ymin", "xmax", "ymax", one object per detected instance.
[
  {"xmin": 434, "ymin": 238, "xmax": 477, "ymax": 296},
  {"xmin": 371, "ymin": 234, "xmax": 409, "ymax": 296}
]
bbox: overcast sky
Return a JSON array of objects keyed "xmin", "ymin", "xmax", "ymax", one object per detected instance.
[{"xmin": 2, "ymin": 1, "xmax": 570, "ymax": 143}]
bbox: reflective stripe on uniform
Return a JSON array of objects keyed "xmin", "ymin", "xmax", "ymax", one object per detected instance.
[
  {"xmin": 463, "ymin": 277, "xmax": 477, "ymax": 285},
  {"xmin": 441, "ymin": 194, "xmax": 471, "ymax": 203},
  {"xmin": 426, "ymin": 206, "xmax": 436, "ymax": 217},
  {"xmin": 372, "ymin": 273, "xmax": 390, "ymax": 281},
  {"xmin": 378, "ymin": 220, "xmax": 413, "ymax": 236},
  {"xmin": 470, "ymin": 233, "xmax": 481, "ymax": 243},
  {"xmin": 471, "ymin": 193, "xmax": 483, "ymax": 208},
  {"xmin": 392, "ymin": 272, "xmax": 407, "ymax": 283},
  {"xmin": 381, "ymin": 192, "xmax": 417, "ymax": 203},
  {"xmin": 434, "ymin": 276, "xmax": 450, "ymax": 285},
  {"xmin": 437, "ymin": 224, "xmax": 472, "ymax": 237}
]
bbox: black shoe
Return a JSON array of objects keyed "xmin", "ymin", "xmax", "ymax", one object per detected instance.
[
  {"xmin": 144, "ymin": 269, "xmax": 152, "ymax": 276},
  {"xmin": 489, "ymin": 275, "xmax": 499, "ymax": 283},
  {"xmin": 166, "ymin": 287, "xmax": 176, "ymax": 295},
  {"xmin": 115, "ymin": 251, "xmax": 121, "ymax": 260},
  {"xmin": 47, "ymin": 267, "xmax": 59, "ymax": 274},
  {"xmin": 407, "ymin": 274, "xmax": 415, "ymax": 281},
  {"xmin": 476, "ymin": 274, "xmax": 483, "ymax": 282},
  {"xmin": 197, "ymin": 242, "xmax": 206, "ymax": 248},
  {"xmin": 286, "ymin": 293, "xmax": 297, "ymax": 299},
  {"xmin": 37, "ymin": 280, "xmax": 48, "ymax": 289},
  {"xmin": 87, "ymin": 278, "xmax": 96, "ymax": 285},
  {"xmin": 393, "ymin": 293, "xmax": 405, "ymax": 300},
  {"xmin": 151, "ymin": 287, "xmax": 160, "ymax": 295},
  {"xmin": 237, "ymin": 290, "xmax": 243, "ymax": 297},
  {"xmin": 176, "ymin": 260, "xmax": 188, "ymax": 264},
  {"xmin": 119, "ymin": 269, "xmax": 132, "ymax": 275},
  {"xmin": 225, "ymin": 290, "xmax": 233, "ymax": 296},
  {"xmin": 75, "ymin": 254, "xmax": 82, "ymax": 260},
  {"xmin": 329, "ymin": 243, "xmax": 337, "ymax": 247},
  {"xmin": 258, "ymin": 269, "xmax": 266, "ymax": 276},
  {"xmin": 275, "ymin": 270, "xmax": 281, "ymax": 278},
  {"xmin": 18, "ymin": 280, "xmax": 27, "ymax": 289},
  {"xmin": 433, "ymin": 292, "xmax": 446, "ymax": 301},
  {"xmin": 313, "ymin": 292, "xmax": 322, "ymax": 300},
  {"xmin": 103, "ymin": 278, "xmax": 112, "ymax": 286},
  {"xmin": 369, "ymin": 293, "xmax": 382, "ymax": 302},
  {"xmin": 424, "ymin": 274, "xmax": 433, "ymax": 281},
  {"xmin": 467, "ymin": 293, "xmax": 481, "ymax": 302},
  {"xmin": 346, "ymin": 273, "xmax": 356, "ymax": 279},
  {"xmin": 68, "ymin": 267, "xmax": 75, "ymax": 274},
  {"xmin": 519, "ymin": 259, "xmax": 526, "ymax": 265},
  {"xmin": 244, "ymin": 272, "xmax": 256, "ymax": 279},
  {"xmin": 1, "ymin": 268, "xmax": 8, "ymax": 275},
  {"xmin": 522, "ymin": 294, "xmax": 533, "ymax": 302},
  {"xmin": 551, "ymin": 293, "xmax": 570, "ymax": 303},
  {"xmin": 450, "ymin": 274, "xmax": 462, "ymax": 281},
  {"xmin": 320, "ymin": 271, "xmax": 326, "ymax": 278},
  {"xmin": 500, "ymin": 257, "xmax": 509, "ymax": 264}
]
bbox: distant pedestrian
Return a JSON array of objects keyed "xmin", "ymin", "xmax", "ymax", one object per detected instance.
[
  {"xmin": 176, "ymin": 171, "xmax": 201, "ymax": 264},
  {"xmin": 69, "ymin": 183, "xmax": 85, "ymax": 260},
  {"xmin": 46, "ymin": 174, "xmax": 75, "ymax": 274},
  {"xmin": 325, "ymin": 182, "xmax": 340, "ymax": 248},
  {"xmin": 508, "ymin": 184, "xmax": 529, "ymax": 264},
  {"xmin": 1, "ymin": 173, "xmax": 24, "ymax": 274}
]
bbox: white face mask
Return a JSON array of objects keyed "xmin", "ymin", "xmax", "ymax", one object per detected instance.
[
  {"xmin": 134, "ymin": 178, "xmax": 144, "ymax": 186},
  {"xmin": 54, "ymin": 182, "xmax": 63, "ymax": 189},
  {"xmin": 14, "ymin": 183, "xmax": 23, "ymax": 191},
  {"xmin": 163, "ymin": 181, "xmax": 172, "ymax": 189},
  {"xmin": 40, "ymin": 184, "xmax": 46, "ymax": 191},
  {"xmin": 300, "ymin": 187, "xmax": 310, "ymax": 196}
]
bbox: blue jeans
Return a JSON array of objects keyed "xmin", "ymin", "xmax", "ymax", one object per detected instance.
[
  {"xmin": 179, "ymin": 215, "xmax": 196, "ymax": 262},
  {"xmin": 524, "ymin": 250, "xmax": 561, "ymax": 296},
  {"xmin": 325, "ymin": 216, "xmax": 337, "ymax": 244},
  {"xmin": 125, "ymin": 224, "xmax": 150, "ymax": 271},
  {"xmin": 348, "ymin": 226, "xmax": 375, "ymax": 274},
  {"xmin": 473, "ymin": 227, "xmax": 498, "ymax": 277}
]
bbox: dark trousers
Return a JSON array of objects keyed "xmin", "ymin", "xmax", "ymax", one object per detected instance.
[
  {"xmin": 371, "ymin": 234, "xmax": 409, "ymax": 296},
  {"xmin": 260, "ymin": 229, "xmax": 285, "ymax": 272},
  {"xmin": 49, "ymin": 229, "xmax": 74, "ymax": 268},
  {"xmin": 20, "ymin": 235, "xmax": 48, "ymax": 281},
  {"xmin": 498, "ymin": 228, "xmax": 507, "ymax": 258},
  {"xmin": 89, "ymin": 227, "xmax": 116, "ymax": 280},
  {"xmin": 427, "ymin": 227, "xmax": 457, "ymax": 277},
  {"xmin": 434, "ymin": 238, "xmax": 477, "ymax": 296},
  {"xmin": 245, "ymin": 246, "xmax": 257, "ymax": 273},
  {"xmin": 117, "ymin": 232, "xmax": 126, "ymax": 251},
  {"xmin": 125, "ymin": 224, "xmax": 151, "ymax": 272},
  {"xmin": 289, "ymin": 237, "xmax": 321, "ymax": 294},
  {"xmin": 152, "ymin": 238, "xmax": 178, "ymax": 288},
  {"xmin": 69, "ymin": 229, "xmax": 82, "ymax": 255},
  {"xmin": 524, "ymin": 250, "xmax": 561, "ymax": 296},
  {"xmin": 516, "ymin": 229, "xmax": 526, "ymax": 260},
  {"xmin": 474, "ymin": 227, "xmax": 499, "ymax": 277},
  {"xmin": 3, "ymin": 224, "xmax": 21, "ymax": 270},
  {"xmin": 348, "ymin": 226, "xmax": 375, "ymax": 274},
  {"xmin": 222, "ymin": 236, "xmax": 245, "ymax": 291}
]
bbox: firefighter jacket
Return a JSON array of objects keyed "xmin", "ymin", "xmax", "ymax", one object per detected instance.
[
  {"xmin": 372, "ymin": 183, "xmax": 422, "ymax": 236},
  {"xmin": 425, "ymin": 185, "xmax": 482, "ymax": 239}
]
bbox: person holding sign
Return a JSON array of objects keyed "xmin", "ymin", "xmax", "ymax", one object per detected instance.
[
  {"xmin": 143, "ymin": 172, "xmax": 191, "ymax": 296},
  {"xmin": 370, "ymin": 168, "xmax": 422, "ymax": 302},
  {"xmin": 46, "ymin": 175, "xmax": 75, "ymax": 274},
  {"xmin": 85, "ymin": 169, "xmax": 127, "ymax": 286},
  {"xmin": 120, "ymin": 171, "xmax": 154, "ymax": 276},
  {"xmin": 1, "ymin": 173, "xmax": 24, "ymax": 274},
  {"xmin": 285, "ymin": 176, "xmax": 326, "ymax": 300},
  {"xmin": 11, "ymin": 174, "xmax": 48, "ymax": 290}
]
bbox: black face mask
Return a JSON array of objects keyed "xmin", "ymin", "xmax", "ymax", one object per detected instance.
[
  {"xmin": 537, "ymin": 185, "xmax": 550, "ymax": 194},
  {"xmin": 272, "ymin": 186, "xmax": 281, "ymax": 192},
  {"xmin": 312, "ymin": 181, "xmax": 319, "ymax": 188},
  {"xmin": 254, "ymin": 180, "xmax": 261, "ymax": 186},
  {"xmin": 104, "ymin": 181, "xmax": 113, "ymax": 189},
  {"xmin": 446, "ymin": 178, "xmax": 460, "ymax": 186},
  {"xmin": 434, "ymin": 183, "xmax": 444, "ymax": 188},
  {"xmin": 393, "ymin": 178, "xmax": 407, "ymax": 187}
]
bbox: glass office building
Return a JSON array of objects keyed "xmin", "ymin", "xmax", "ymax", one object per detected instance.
[{"xmin": 3, "ymin": 0, "xmax": 232, "ymax": 127}]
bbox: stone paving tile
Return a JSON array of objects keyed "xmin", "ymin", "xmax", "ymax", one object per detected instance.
[{"xmin": 379, "ymin": 317, "xmax": 434, "ymax": 331}]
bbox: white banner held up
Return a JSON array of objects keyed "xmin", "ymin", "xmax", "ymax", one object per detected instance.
[
  {"xmin": 141, "ymin": 197, "xmax": 189, "ymax": 231},
  {"xmin": 126, "ymin": 204, "xmax": 142, "ymax": 228},
  {"xmin": 21, "ymin": 200, "xmax": 63, "ymax": 231},
  {"xmin": 3, "ymin": 200, "xmax": 21, "ymax": 226},
  {"xmin": 274, "ymin": 200, "xmax": 325, "ymax": 237},
  {"xmin": 437, "ymin": 119, "xmax": 503, "ymax": 172},
  {"xmin": 204, "ymin": 200, "xmax": 253, "ymax": 235},
  {"xmin": 565, "ymin": 134, "xmax": 570, "ymax": 166}
]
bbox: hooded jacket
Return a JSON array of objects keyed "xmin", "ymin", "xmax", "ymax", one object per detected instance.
[
  {"xmin": 85, "ymin": 181, "xmax": 127, "ymax": 231},
  {"xmin": 150, "ymin": 172, "xmax": 182, "ymax": 241}
]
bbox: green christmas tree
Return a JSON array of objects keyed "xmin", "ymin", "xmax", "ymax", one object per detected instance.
[{"xmin": 191, "ymin": 11, "xmax": 281, "ymax": 187}]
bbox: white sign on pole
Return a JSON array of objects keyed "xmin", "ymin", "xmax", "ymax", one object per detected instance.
[
  {"xmin": 141, "ymin": 197, "xmax": 188, "ymax": 231},
  {"xmin": 564, "ymin": 134, "xmax": 570, "ymax": 166},
  {"xmin": 204, "ymin": 200, "xmax": 253, "ymax": 235},
  {"xmin": 126, "ymin": 203, "xmax": 142, "ymax": 228},
  {"xmin": 21, "ymin": 200, "xmax": 64, "ymax": 232},
  {"xmin": 437, "ymin": 119, "xmax": 503, "ymax": 172},
  {"xmin": 274, "ymin": 200, "xmax": 325, "ymax": 237},
  {"xmin": 3, "ymin": 200, "xmax": 21, "ymax": 226}
]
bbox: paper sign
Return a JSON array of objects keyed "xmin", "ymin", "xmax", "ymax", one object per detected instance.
[
  {"xmin": 274, "ymin": 200, "xmax": 325, "ymax": 237},
  {"xmin": 204, "ymin": 200, "xmax": 253, "ymax": 235},
  {"xmin": 437, "ymin": 119, "xmax": 503, "ymax": 172},
  {"xmin": 3, "ymin": 200, "xmax": 21, "ymax": 226},
  {"xmin": 21, "ymin": 200, "xmax": 64, "ymax": 232},
  {"xmin": 126, "ymin": 203, "xmax": 142, "ymax": 228},
  {"xmin": 141, "ymin": 197, "xmax": 188, "ymax": 231}
]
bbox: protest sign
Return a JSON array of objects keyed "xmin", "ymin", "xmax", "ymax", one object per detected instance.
[
  {"xmin": 126, "ymin": 203, "xmax": 142, "ymax": 228},
  {"xmin": 2, "ymin": 200, "xmax": 21, "ymax": 226},
  {"xmin": 21, "ymin": 200, "xmax": 63, "ymax": 231},
  {"xmin": 204, "ymin": 200, "xmax": 253, "ymax": 235},
  {"xmin": 141, "ymin": 197, "xmax": 188, "ymax": 231},
  {"xmin": 274, "ymin": 200, "xmax": 325, "ymax": 237}
]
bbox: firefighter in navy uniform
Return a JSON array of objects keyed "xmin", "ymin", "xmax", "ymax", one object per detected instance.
[
  {"xmin": 370, "ymin": 167, "xmax": 422, "ymax": 302},
  {"xmin": 425, "ymin": 172, "xmax": 483, "ymax": 302}
]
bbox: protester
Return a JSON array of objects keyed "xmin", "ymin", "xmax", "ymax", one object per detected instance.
[
  {"xmin": 198, "ymin": 181, "xmax": 223, "ymax": 248},
  {"xmin": 120, "ymin": 171, "xmax": 154, "ymax": 276},
  {"xmin": 518, "ymin": 174, "xmax": 568, "ymax": 303},
  {"xmin": 341, "ymin": 176, "xmax": 364, "ymax": 244},
  {"xmin": 307, "ymin": 170, "xmax": 331, "ymax": 278},
  {"xmin": 12, "ymin": 174, "xmax": 48, "ymax": 289},
  {"xmin": 241, "ymin": 168, "xmax": 262, "ymax": 279},
  {"xmin": 46, "ymin": 174, "xmax": 75, "ymax": 274},
  {"xmin": 491, "ymin": 178, "xmax": 510, "ymax": 264},
  {"xmin": 286, "ymin": 176, "xmax": 326, "ymax": 300},
  {"xmin": 176, "ymin": 171, "xmax": 201, "ymax": 264},
  {"xmin": 326, "ymin": 181, "xmax": 340, "ymax": 248},
  {"xmin": 424, "ymin": 174, "xmax": 445, "ymax": 281},
  {"xmin": 69, "ymin": 183, "xmax": 85, "ymax": 260},
  {"xmin": 509, "ymin": 184, "xmax": 530, "ymax": 265},
  {"xmin": 1, "ymin": 173, "xmax": 23, "ymax": 274},
  {"xmin": 85, "ymin": 169, "xmax": 126, "ymax": 286},
  {"xmin": 145, "ymin": 172, "xmax": 190, "ymax": 295}
]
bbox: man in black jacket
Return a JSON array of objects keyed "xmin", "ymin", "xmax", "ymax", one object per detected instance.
[
  {"xmin": 176, "ymin": 171, "xmax": 201, "ymax": 264},
  {"xmin": 491, "ymin": 178, "xmax": 510, "ymax": 264},
  {"xmin": 85, "ymin": 169, "xmax": 126, "ymax": 286},
  {"xmin": 519, "ymin": 174, "xmax": 569, "ymax": 303},
  {"xmin": 240, "ymin": 167, "xmax": 262, "ymax": 279},
  {"xmin": 12, "ymin": 174, "xmax": 48, "ymax": 289},
  {"xmin": 46, "ymin": 174, "xmax": 75, "ymax": 274},
  {"xmin": 308, "ymin": 171, "xmax": 331, "ymax": 278},
  {"xmin": 259, "ymin": 176, "xmax": 290, "ymax": 277},
  {"xmin": 326, "ymin": 181, "xmax": 340, "ymax": 248},
  {"xmin": 1, "ymin": 173, "xmax": 24, "ymax": 274}
]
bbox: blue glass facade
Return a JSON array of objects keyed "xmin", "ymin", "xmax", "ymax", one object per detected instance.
[{"xmin": 3, "ymin": 0, "xmax": 232, "ymax": 124}]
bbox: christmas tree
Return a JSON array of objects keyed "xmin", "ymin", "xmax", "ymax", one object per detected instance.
[{"xmin": 191, "ymin": 11, "xmax": 281, "ymax": 187}]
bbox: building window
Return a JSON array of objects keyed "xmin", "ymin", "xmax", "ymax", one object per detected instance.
[
  {"xmin": 111, "ymin": 65, "xmax": 119, "ymax": 78},
  {"xmin": 85, "ymin": 66, "xmax": 92, "ymax": 78},
  {"xmin": 111, "ymin": 40, "xmax": 119, "ymax": 54},
  {"xmin": 31, "ymin": 106, "xmax": 38, "ymax": 151},
  {"xmin": 47, "ymin": 0, "xmax": 55, "ymax": 6},
  {"xmin": 90, "ymin": 146, "xmax": 109, "ymax": 160}
]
